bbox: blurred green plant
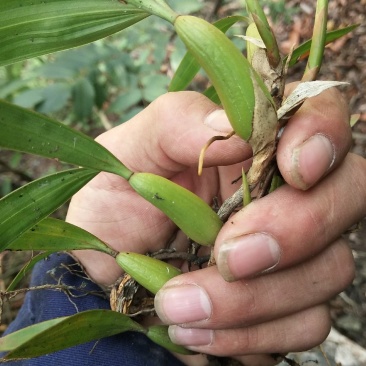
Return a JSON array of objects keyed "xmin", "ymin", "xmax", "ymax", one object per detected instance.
[
  {"xmin": 0, "ymin": 18, "xmax": 174, "ymax": 130},
  {"xmin": 259, "ymin": 0, "xmax": 299, "ymax": 24}
]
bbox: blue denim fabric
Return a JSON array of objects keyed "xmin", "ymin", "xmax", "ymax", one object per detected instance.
[{"xmin": 1, "ymin": 253, "xmax": 185, "ymax": 366}]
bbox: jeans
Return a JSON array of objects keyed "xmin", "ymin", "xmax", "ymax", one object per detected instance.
[{"xmin": 2, "ymin": 253, "xmax": 185, "ymax": 366}]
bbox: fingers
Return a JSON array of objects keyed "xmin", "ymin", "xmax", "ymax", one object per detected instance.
[
  {"xmin": 155, "ymin": 239, "xmax": 351, "ymax": 355},
  {"xmin": 95, "ymin": 91, "xmax": 251, "ymax": 178},
  {"xmin": 214, "ymin": 153, "xmax": 366, "ymax": 281},
  {"xmin": 169, "ymin": 305, "xmax": 331, "ymax": 356},
  {"xmin": 155, "ymin": 239, "xmax": 353, "ymax": 329},
  {"xmin": 278, "ymin": 85, "xmax": 351, "ymax": 190}
]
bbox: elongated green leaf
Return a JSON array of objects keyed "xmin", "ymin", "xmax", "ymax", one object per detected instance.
[
  {"xmin": 0, "ymin": 0, "xmax": 149, "ymax": 67},
  {"xmin": 0, "ymin": 318, "xmax": 67, "ymax": 352},
  {"xmin": 0, "ymin": 168, "xmax": 98, "ymax": 251},
  {"xmin": 245, "ymin": 0, "xmax": 281, "ymax": 67},
  {"xmin": 6, "ymin": 251, "xmax": 53, "ymax": 292},
  {"xmin": 288, "ymin": 24, "xmax": 358, "ymax": 67},
  {"xmin": 147, "ymin": 325, "xmax": 193, "ymax": 355},
  {"xmin": 0, "ymin": 100, "xmax": 133, "ymax": 179},
  {"xmin": 7, "ymin": 218, "xmax": 117, "ymax": 256},
  {"xmin": 2, "ymin": 310, "xmax": 144, "ymax": 359},
  {"xmin": 175, "ymin": 16, "xmax": 257, "ymax": 141},
  {"xmin": 169, "ymin": 16, "xmax": 249, "ymax": 92}
]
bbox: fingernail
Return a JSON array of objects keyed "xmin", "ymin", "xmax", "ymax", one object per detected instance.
[
  {"xmin": 217, "ymin": 233, "xmax": 281, "ymax": 282},
  {"xmin": 154, "ymin": 284, "xmax": 212, "ymax": 324},
  {"xmin": 292, "ymin": 134, "xmax": 335, "ymax": 190},
  {"xmin": 204, "ymin": 109, "xmax": 232, "ymax": 133},
  {"xmin": 169, "ymin": 326, "xmax": 213, "ymax": 347}
]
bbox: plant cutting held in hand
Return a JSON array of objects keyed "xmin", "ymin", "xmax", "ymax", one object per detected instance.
[{"xmin": 0, "ymin": 0, "xmax": 358, "ymax": 361}]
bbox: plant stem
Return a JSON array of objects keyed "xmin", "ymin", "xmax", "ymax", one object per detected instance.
[
  {"xmin": 302, "ymin": 0, "xmax": 328, "ymax": 81},
  {"xmin": 123, "ymin": 0, "xmax": 178, "ymax": 23}
]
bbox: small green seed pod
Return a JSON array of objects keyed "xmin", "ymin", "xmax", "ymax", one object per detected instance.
[
  {"xmin": 147, "ymin": 325, "xmax": 194, "ymax": 355},
  {"xmin": 129, "ymin": 172, "xmax": 222, "ymax": 246},
  {"xmin": 174, "ymin": 15, "xmax": 255, "ymax": 141},
  {"xmin": 116, "ymin": 252, "xmax": 181, "ymax": 295}
]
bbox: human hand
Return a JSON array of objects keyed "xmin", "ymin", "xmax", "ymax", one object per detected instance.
[{"xmin": 67, "ymin": 86, "xmax": 364, "ymax": 364}]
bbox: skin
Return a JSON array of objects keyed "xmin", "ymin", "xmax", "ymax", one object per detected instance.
[{"xmin": 67, "ymin": 86, "xmax": 365, "ymax": 365}]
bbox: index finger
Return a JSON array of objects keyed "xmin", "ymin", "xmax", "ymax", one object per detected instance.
[{"xmin": 277, "ymin": 84, "xmax": 351, "ymax": 190}]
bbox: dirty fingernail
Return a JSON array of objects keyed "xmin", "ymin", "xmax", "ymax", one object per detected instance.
[
  {"xmin": 155, "ymin": 284, "xmax": 212, "ymax": 324},
  {"xmin": 292, "ymin": 134, "xmax": 335, "ymax": 190},
  {"xmin": 217, "ymin": 233, "xmax": 281, "ymax": 282}
]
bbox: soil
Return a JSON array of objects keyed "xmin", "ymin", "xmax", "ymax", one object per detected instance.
[{"xmin": 0, "ymin": 0, "xmax": 365, "ymax": 362}]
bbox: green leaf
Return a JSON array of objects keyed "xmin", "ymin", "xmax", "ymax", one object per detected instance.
[
  {"xmin": 245, "ymin": 0, "xmax": 281, "ymax": 67},
  {"xmin": 269, "ymin": 173, "xmax": 284, "ymax": 193},
  {"xmin": 288, "ymin": 24, "xmax": 358, "ymax": 67},
  {"xmin": 72, "ymin": 78, "xmax": 95, "ymax": 120},
  {"xmin": 141, "ymin": 74, "xmax": 170, "ymax": 102},
  {"xmin": 110, "ymin": 89, "xmax": 143, "ymax": 113},
  {"xmin": 13, "ymin": 89, "xmax": 45, "ymax": 109},
  {"xmin": 6, "ymin": 251, "xmax": 52, "ymax": 292},
  {"xmin": 169, "ymin": 16, "xmax": 249, "ymax": 92},
  {"xmin": 0, "ymin": 100, "xmax": 133, "ymax": 179},
  {"xmin": 2, "ymin": 310, "xmax": 144, "ymax": 359},
  {"xmin": 147, "ymin": 325, "xmax": 193, "ymax": 355},
  {"xmin": 37, "ymin": 83, "xmax": 72, "ymax": 114},
  {"xmin": 8, "ymin": 218, "xmax": 117, "ymax": 257},
  {"xmin": 0, "ymin": 168, "xmax": 98, "ymax": 250},
  {"xmin": 0, "ymin": 0, "xmax": 149, "ymax": 67},
  {"xmin": 203, "ymin": 85, "xmax": 220, "ymax": 105}
]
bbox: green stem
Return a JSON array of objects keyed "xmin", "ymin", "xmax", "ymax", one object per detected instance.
[
  {"xmin": 124, "ymin": 0, "xmax": 178, "ymax": 23},
  {"xmin": 302, "ymin": 0, "xmax": 328, "ymax": 81}
]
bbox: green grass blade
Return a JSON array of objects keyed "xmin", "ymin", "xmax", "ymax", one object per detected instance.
[
  {"xmin": 0, "ymin": 100, "xmax": 132, "ymax": 179},
  {"xmin": 302, "ymin": 0, "xmax": 328, "ymax": 81},
  {"xmin": 0, "ymin": 168, "xmax": 98, "ymax": 250},
  {"xmin": 2, "ymin": 310, "xmax": 144, "ymax": 358},
  {"xmin": 6, "ymin": 251, "xmax": 52, "ymax": 292},
  {"xmin": 288, "ymin": 24, "xmax": 359, "ymax": 67},
  {"xmin": 169, "ymin": 16, "xmax": 249, "ymax": 92},
  {"xmin": 245, "ymin": 0, "xmax": 281, "ymax": 67},
  {"xmin": 7, "ymin": 218, "xmax": 117, "ymax": 256},
  {"xmin": 0, "ymin": 0, "xmax": 149, "ymax": 67}
]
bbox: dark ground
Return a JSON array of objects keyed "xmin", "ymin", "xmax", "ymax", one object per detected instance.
[{"xmin": 0, "ymin": 0, "xmax": 365, "ymax": 361}]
